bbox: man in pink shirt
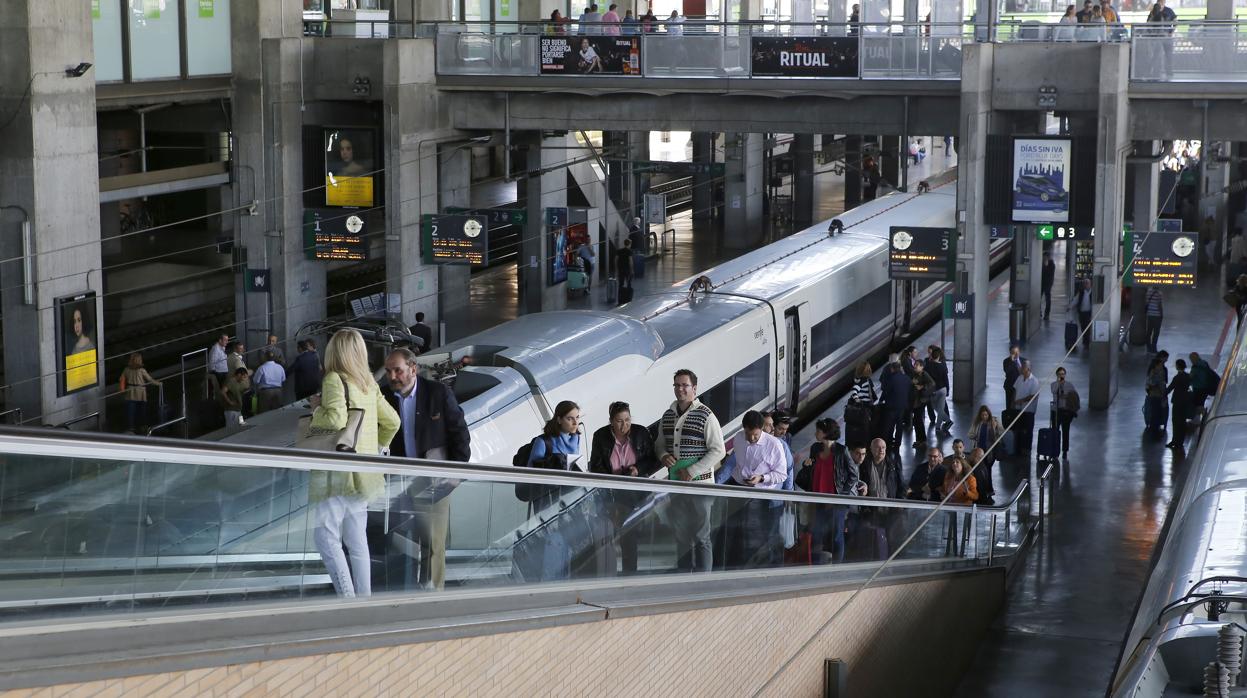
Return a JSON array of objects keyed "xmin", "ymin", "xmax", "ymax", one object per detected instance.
[
  {"xmin": 601, "ymin": 3, "xmax": 621, "ymax": 35},
  {"xmin": 724, "ymin": 410, "xmax": 788, "ymax": 568}
]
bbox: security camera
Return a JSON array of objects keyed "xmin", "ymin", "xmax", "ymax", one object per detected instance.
[{"xmin": 65, "ymin": 62, "xmax": 93, "ymax": 78}]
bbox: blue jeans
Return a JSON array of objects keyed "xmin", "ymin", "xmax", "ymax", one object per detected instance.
[
  {"xmin": 812, "ymin": 506, "xmax": 848, "ymax": 562},
  {"xmin": 125, "ymin": 400, "xmax": 145, "ymax": 432}
]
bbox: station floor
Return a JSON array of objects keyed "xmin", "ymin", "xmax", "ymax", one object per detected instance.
[
  {"xmin": 784, "ymin": 247, "xmax": 1239, "ymax": 696},
  {"xmin": 448, "ymin": 143, "xmax": 959, "ymax": 340}
]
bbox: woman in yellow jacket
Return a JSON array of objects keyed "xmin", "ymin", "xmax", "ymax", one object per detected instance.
[{"xmin": 308, "ymin": 329, "xmax": 400, "ymax": 598}]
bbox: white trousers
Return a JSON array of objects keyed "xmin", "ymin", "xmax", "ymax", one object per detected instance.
[{"xmin": 314, "ymin": 495, "xmax": 371, "ymax": 598}]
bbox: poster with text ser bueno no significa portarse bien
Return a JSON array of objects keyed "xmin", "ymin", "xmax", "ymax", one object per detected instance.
[{"xmin": 540, "ymin": 36, "xmax": 640, "ymax": 75}]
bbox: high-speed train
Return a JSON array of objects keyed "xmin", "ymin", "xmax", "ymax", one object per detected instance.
[
  {"xmin": 414, "ymin": 182, "xmax": 1009, "ymax": 465},
  {"xmin": 1111, "ymin": 326, "xmax": 1247, "ymax": 696},
  {"xmin": 207, "ymin": 182, "xmax": 1007, "ymax": 462}
]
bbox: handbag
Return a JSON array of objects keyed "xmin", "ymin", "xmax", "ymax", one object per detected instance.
[
  {"xmin": 779, "ymin": 503, "xmax": 797, "ymax": 549},
  {"xmin": 296, "ymin": 374, "xmax": 365, "ymax": 453}
]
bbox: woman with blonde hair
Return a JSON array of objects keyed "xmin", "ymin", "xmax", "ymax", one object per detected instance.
[
  {"xmin": 307, "ymin": 329, "xmax": 400, "ymax": 598},
  {"xmin": 121, "ymin": 352, "xmax": 160, "ymax": 434}
]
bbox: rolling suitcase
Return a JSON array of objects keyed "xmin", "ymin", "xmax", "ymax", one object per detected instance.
[
  {"xmin": 605, "ymin": 277, "xmax": 618, "ymax": 304},
  {"xmin": 1001, "ymin": 408, "xmax": 1020, "ymax": 455},
  {"xmin": 1064, "ymin": 322, "xmax": 1079, "ymax": 351},
  {"xmin": 1037, "ymin": 427, "xmax": 1060, "ymax": 461}
]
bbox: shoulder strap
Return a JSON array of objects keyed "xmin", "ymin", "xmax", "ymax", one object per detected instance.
[{"xmin": 339, "ymin": 372, "xmax": 352, "ymax": 408}]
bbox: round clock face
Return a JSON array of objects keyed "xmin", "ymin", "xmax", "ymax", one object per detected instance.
[
  {"xmin": 892, "ymin": 230, "xmax": 913, "ymax": 251},
  {"xmin": 1171, "ymin": 235, "xmax": 1195, "ymax": 258},
  {"xmin": 345, "ymin": 215, "xmax": 363, "ymax": 234},
  {"xmin": 464, "ymin": 219, "xmax": 482, "ymax": 238}
]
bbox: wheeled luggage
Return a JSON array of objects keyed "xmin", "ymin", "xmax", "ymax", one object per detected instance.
[
  {"xmin": 1037, "ymin": 427, "xmax": 1060, "ymax": 460},
  {"xmin": 1064, "ymin": 321, "xmax": 1079, "ymax": 351},
  {"xmin": 605, "ymin": 277, "xmax": 618, "ymax": 304}
]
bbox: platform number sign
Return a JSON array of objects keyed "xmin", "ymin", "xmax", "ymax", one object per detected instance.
[
  {"xmin": 422, "ymin": 214, "xmax": 489, "ymax": 266},
  {"xmin": 889, "ymin": 226, "xmax": 956, "ymax": 281},
  {"xmin": 1123, "ymin": 231, "xmax": 1198, "ymax": 288}
]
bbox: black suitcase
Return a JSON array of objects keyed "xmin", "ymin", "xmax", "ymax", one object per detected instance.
[
  {"xmin": 1064, "ymin": 321, "xmax": 1078, "ymax": 351},
  {"xmin": 618, "ymin": 286, "xmax": 634, "ymax": 305},
  {"xmin": 1037, "ymin": 427, "xmax": 1060, "ymax": 460}
]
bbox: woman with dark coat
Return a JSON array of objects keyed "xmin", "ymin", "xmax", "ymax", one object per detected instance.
[{"xmin": 588, "ymin": 401, "xmax": 659, "ymax": 574}]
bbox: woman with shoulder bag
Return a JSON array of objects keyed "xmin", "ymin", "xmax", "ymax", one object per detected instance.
[
  {"xmin": 512, "ymin": 401, "xmax": 583, "ymax": 582},
  {"xmin": 967, "ymin": 405, "xmax": 1003, "ymax": 501},
  {"xmin": 306, "ymin": 329, "xmax": 400, "ymax": 598},
  {"xmin": 844, "ymin": 361, "xmax": 878, "ymax": 449},
  {"xmin": 800, "ymin": 419, "xmax": 862, "ymax": 563}
]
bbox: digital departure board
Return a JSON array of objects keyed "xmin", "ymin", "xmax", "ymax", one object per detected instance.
[
  {"xmin": 1125, "ymin": 231, "xmax": 1198, "ymax": 288},
  {"xmin": 422, "ymin": 214, "xmax": 489, "ymax": 266},
  {"xmin": 889, "ymin": 226, "xmax": 956, "ymax": 281},
  {"xmin": 303, "ymin": 209, "xmax": 367, "ymax": 261}
]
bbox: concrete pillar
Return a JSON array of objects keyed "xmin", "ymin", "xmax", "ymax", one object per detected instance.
[
  {"xmin": 438, "ymin": 146, "xmax": 472, "ymax": 319},
  {"xmin": 627, "ymin": 131, "xmax": 650, "ymax": 224},
  {"xmin": 231, "ymin": 0, "xmax": 321, "ymax": 356},
  {"xmin": 792, "ymin": 134, "xmax": 817, "ymax": 230},
  {"xmin": 723, "ymin": 133, "xmax": 765, "ymax": 250},
  {"xmin": 880, "ymin": 136, "xmax": 901, "ymax": 193},
  {"xmin": 692, "ymin": 132, "xmax": 715, "ymax": 222},
  {"xmin": 1207, "ymin": 0, "xmax": 1233, "ymax": 20},
  {"xmin": 953, "ymin": 43, "xmax": 992, "ymax": 404},
  {"xmin": 1129, "ymin": 143, "xmax": 1159, "ymax": 347},
  {"xmin": 520, "ymin": 135, "xmax": 568, "ymax": 314},
  {"xmin": 1089, "ymin": 44, "xmax": 1130, "ymax": 410},
  {"xmin": 844, "ymin": 135, "xmax": 863, "ymax": 209},
  {"xmin": 604, "ymin": 131, "xmax": 628, "ymax": 223},
  {"xmin": 0, "ymin": 0, "xmax": 104, "ymax": 424},
  {"xmin": 382, "ymin": 39, "xmax": 451, "ymax": 334}
]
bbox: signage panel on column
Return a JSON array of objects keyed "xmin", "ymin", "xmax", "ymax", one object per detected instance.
[
  {"xmin": 421, "ymin": 214, "xmax": 489, "ymax": 265},
  {"xmin": 56, "ymin": 292, "xmax": 99, "ymax": 396},
  {"xmin": 750, "ymin": 37, "xmax": 859, "ymax": 78},
  {"xmin": 888, "ymin": 226, "xmax": 956, "ymax": 281},
  {"xmin": 303, "ymin": 209, "xmax": 367, "ymax": 261},
  {"xmin": 324, "ymin": 128, "xmax": 377, "ymax": 208},
  {"xmin": 1124, "ymin": 231, "xmax": 1198, "ymax": 288},
  {"xmin": 1011, "ymin": 137, "xmax": 1071, "ymax": 223},
  {"xmin": 540, "ymin": 36, "xmax": 640, "ymax": 75}
]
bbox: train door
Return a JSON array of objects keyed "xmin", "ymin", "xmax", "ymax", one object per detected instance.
[
  {"xmin": 894, "ymin": 280, "xmax": 915, "ymax": 338},
  {"xmin": 784, "ymin": 307, "xmax": 803, "ymax": 409}
]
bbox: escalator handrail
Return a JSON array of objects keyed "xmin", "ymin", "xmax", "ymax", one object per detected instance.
[{"xmin": 0, "ymin": 425, "xmax": 1028, "ymax": 513}]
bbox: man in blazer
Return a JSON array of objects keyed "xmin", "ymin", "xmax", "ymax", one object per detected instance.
[
  {"xmin": 381, "ymin": 348, "xmax": 471, "ymax": 590},
  {"xmin": 1002, "ymin": 343, "xmax": 1025, "ymax": 412}
]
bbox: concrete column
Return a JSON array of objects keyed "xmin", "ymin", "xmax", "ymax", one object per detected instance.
[
  {"xmin": 1129, "ymin": 143, "xmax": 1159, "ymax": 347},
  {"xmin": 604, "ymin": 131, "xmax": 628, "ymax": 220},
  {"xmin": 1207, "ymin": 0, "xmax": 1233, "ymax": 20},
  {"xmin": 231, "ymin": 0, "xmax": 321, "ymax": 356},
  {"xmin": 953, "ymin": 43, "xmax": 992, "ymax": 404},
  {"xmin": 627, "ymin": 131, "xmax": 650, "ymax": 224},
  {"xmin": 382, "ymin": 39, "xmax": 452, "ymax": 334},
  {"xmin": 520, "ymin": 135, "xmax": 568, "ymax": 314},
  {"xmin": 880, "ymin": 136, "xmax": 901, "ymax": 192},
  {"xmin": 438, "ymin": 146, "xmax": 472, "ymax": 319},
  {"xmin": 692, "ymin": 132, "xmax": 715, "ymax": 222},
  {"xmin": 792, "ymin": 134, "xmax": 816, "ymax": 230},
  {"xmin": 1007, "ymin": 228, "xmax": 1044, "ymax": 346},
  {"xmin": 723, "ymin": 133, "xmax": 765, "ymax": 250},
  {"xmin": 844, "ymin": 135, "xmax": 863, "ymax": 209},
  {"xmin": 0, "ymin": 0, "xmax": 104, "ymax": 424},
  {"xmin": 1089, "ymin": 44, "xmax": 1130, "ymax": 410}
]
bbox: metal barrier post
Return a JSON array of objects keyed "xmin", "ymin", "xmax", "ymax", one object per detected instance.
[{"xmin": 987, "ymin": 514, "xmax": 997, "ymax": 565}]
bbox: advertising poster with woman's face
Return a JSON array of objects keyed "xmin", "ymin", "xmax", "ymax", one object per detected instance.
[
  {"xmin": 324, "ymin": 128, "xmax": 375, "ymax": 207},
  {"xmin": 57, "ymin": 293, "xmax": 99, "ymax": 395}
]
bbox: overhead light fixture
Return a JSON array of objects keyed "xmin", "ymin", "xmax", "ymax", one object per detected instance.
[{"xmin": 65, "ymin": 62, "xmax": 93, "ymax": 78}]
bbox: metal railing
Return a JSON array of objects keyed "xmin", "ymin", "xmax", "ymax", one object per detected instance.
[
  {"xmin": 424, "ymin": 18, "xmax": 1247, "ymax": 83},
  {"xmin": 54, "ymin": 412, "xmax": 100, "ymax": 431},
  {"xmin": 0, "ymin": 408, "xmax": 22, "ymax": 426}
]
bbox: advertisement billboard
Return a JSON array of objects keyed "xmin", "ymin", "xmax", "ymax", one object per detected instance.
[
  {"xmin": 56, "ymin": 292, "xmax": 99, "ymax": 396},
  {"xmin": 324, "ymin": 128, "xmax": 376, "ymax": 208},
  {"xmin": 1012, "ymin": 138, "xmax": 1071, "ymax": 223},
  {"xmin": 750, "ymin": 37, "xmax": 858, "ymax": 78},
  {"xmin": 540, "ymin": 36, "xmax": 640, "ymax": 75}
]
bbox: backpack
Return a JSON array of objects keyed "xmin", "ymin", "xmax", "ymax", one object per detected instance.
[{"xmin": 513, "ymin": 436, "xmax": 563, "ymax": 503}]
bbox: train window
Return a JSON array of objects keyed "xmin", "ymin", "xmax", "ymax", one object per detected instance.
[
  {"xmin": 732, "ymin": 356, "xmax": 769, "ymax": 417},
  {"xmin": 699, "ymin": 355, "xmax": 770, "ymax": 425},
  {"xmin": 809, "ymin": 284, "xmax": 892, "ymax": 365}
]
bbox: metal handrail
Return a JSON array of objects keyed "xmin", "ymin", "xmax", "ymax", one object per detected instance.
[
  {"xmin": 54, "ymin": 412, "xmax": 100, "ymax": 431},
  {"xmin": 145, "ymin": 416, "xmax": 185, "ymax": 437},
  {"xmin": 0, "ymin": 408, "xmax": 22, "ymax": 425},
  {"xmin": 0, "ymin": 425, "xmax": 1030, "ymax": 513}
]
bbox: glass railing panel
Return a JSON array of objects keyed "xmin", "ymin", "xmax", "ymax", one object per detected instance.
[
  {"xmin": 643, "ymin": 34, "xmax": 750, "ymax": 77},
  {"xmin": 1131, "ymin": 29, "xmax": 1247, "ymax": 82},
  {"xmin": 0, "ymin": 434, "xmax": 1032, "ymax": 624},
  {"xmin": 435, "ymin": 32, "xmax": 537, "ymax": 76},
  {"xmin": 860, "ymin": 35, "xmax": 963, "ymax": 78}
]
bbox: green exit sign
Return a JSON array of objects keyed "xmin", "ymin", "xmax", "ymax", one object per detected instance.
[{"xmin": 1037, "ymin": 224, "xmax": 1054, "ymax": 241}]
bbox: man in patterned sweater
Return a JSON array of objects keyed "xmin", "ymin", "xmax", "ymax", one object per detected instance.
[{"xmin": 654, "ymin": 369, "xmax": 726, "ymax": 572}]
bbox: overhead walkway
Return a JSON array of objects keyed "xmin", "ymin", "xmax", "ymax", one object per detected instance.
[{"xmin": 0, "ymin": 427, "xmax": 1044, "ymax": 695}]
